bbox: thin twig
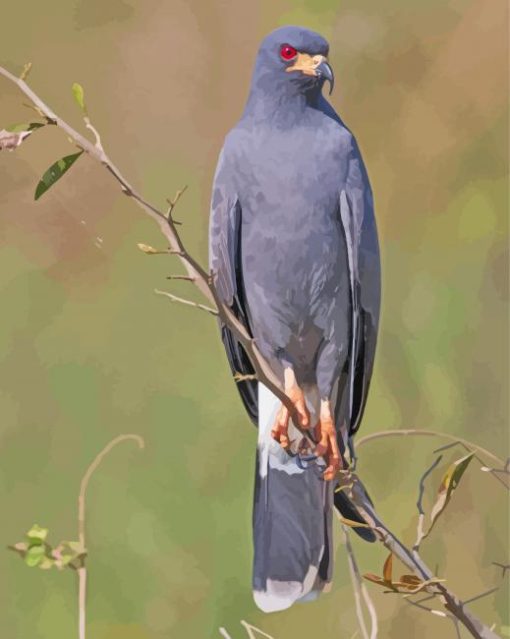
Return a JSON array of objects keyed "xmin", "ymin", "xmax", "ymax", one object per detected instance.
[
  {"xmin": 166, "ymin": 275, "xmax": 195, "ymax": 282},
  {"xmin": 414, "ymin": 455, "xmax": 443, "ymax": 552},
  {"xmin": 219, "ymin": 628, "xmax": 233, "ymax": 639},
  {"xmin": 342, "ymin": 524, "xmax": 370, "ymax": 639},
  {"xmin": 77, "ymin": 434, "xmax": 144, "ymax": 639},
  {"xmin": 240, "ymin": 620, "xmax": 275, "ymax": 639},
  {"xmin": 166, "ymin": 185, "xmax": 188, "ymax": 224},
  {"xmin": 155, "ymin": 289, "xmax": 218, "ymax": 316},
  {"xmin": 356, "ymin": 430, "xmax": 504, "ymax": 468},
  {"xmin": 464, "ymin": 587, "xmax": 500, "ymax": 605},
  {"xmin": 84, "ymin": 117, "xmax": 103, "ymax": 152},
  {"xmin": 341, "ymin": 522, "xmax": 377, "ymax": 639},
  {"xmin": 492, "ymin": 562, "xmax": 510, "ymax": 578}
]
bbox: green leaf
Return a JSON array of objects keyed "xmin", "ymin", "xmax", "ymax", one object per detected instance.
[
  {"xmin": 27, "ymin": 524, "xmax": 49, "ymax": 544},
  {"xmin": 5, "ymin": 122, "xmax": 44, "ymax": 133},
  {"xmin": 25, "ymin": 545, "xmax": 45, "ymax": 567},
  {"xmin": 426, "ymin": 452, "xmax": 474, "ymax": 535},
  {"xmin": 34, "ymin": 151, "xmax": 84, "ymax": 200},
  {"xmin": 72, "ymin": 83, "xmax": 87, "ymax": 113}
]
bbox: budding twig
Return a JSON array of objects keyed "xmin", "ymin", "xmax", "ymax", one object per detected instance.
[{"xmin": 154, "ymin": 289, "xmax": 218, "ymax": 316}]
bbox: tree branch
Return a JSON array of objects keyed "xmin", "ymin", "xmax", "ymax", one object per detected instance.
[{"xmin": 341, "ymin": 471, "xmax": 501, "ymax": 639}]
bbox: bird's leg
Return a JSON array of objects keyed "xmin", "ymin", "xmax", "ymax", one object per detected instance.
[
  {"xmin": 315, "ymin": 399, "xmax": 343, "ymax": 481},
  {"xmin": 271, "ymin": 367, "xmax": 310, "ymax": 449}
]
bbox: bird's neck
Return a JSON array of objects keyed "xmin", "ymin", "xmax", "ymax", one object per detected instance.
[{"xmin": 242, "ymin": 85, "xmax": 321, "ymax": 128}]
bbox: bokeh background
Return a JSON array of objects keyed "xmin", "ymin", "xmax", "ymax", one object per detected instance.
[{"xmin": 1, "ymin": 1, "xmax": 508, "ymax": 637}]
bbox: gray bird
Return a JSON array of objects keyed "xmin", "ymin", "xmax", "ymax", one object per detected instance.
[{"xmin": 209, "ymin": 25, "xmax": 380, "ymax": 612}]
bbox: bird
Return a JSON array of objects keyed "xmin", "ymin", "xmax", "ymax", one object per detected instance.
[{"xmin": 209, "ymin": 25, "xmax": 380, "ymax": 613}]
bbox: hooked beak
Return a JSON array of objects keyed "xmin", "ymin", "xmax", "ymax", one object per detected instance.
[
  {"xmin": 316, "ymin": 59, "xmax": 335, "ymax": 95},
  {"xmin": 285, "ymin": 53, "xmax": 335, "ymax": 95}
]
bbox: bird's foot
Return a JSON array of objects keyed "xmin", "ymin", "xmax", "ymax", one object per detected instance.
[
  {"xmin": 271, "ymin": 384, "xmax": 310, "ymax": 450},
  {"xmin": 315, "ymin": 410, "xmax": 343, "ymax": 481}
]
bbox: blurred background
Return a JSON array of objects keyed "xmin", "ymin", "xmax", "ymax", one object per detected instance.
[{"xmin": 0, "ymin": 1, "xmax": 508, "ymax": 637}]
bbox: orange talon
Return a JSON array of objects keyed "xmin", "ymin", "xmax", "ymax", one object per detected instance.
[
  {"xmin": 315, "ymin": 415, "xmax": 343, "ymax": 481},
  {"xmin": 271, "ymin": 371, "xmax": 311, "ymax": 451}
]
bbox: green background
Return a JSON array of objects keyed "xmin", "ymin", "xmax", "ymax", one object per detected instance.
[{"xmin": 0, "ymin": 1, "xmax": 508, "ymax": 637}]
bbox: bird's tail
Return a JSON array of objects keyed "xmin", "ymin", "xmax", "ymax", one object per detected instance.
[{"xmin": 252, "ymin": 383, "xmax": 333, "ymax": 613}]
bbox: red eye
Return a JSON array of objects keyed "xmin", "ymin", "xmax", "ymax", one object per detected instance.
[{"xmin": 280, "ymin": 44, "xmax": 297, "ymax": 61}]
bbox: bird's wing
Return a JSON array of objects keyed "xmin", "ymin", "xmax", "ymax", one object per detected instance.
[
  {"xmin": 338, "ymin": 139, "xmax": 381, "ymax": 435},
  {"xmin": 209, "ymin": 146, "xmax": 258, "ymax": 424}
]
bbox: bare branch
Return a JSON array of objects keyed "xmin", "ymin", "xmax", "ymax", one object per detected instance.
[
  {"xmin": 340, "ymin": 470, "xmax": 500, "ymax": 639},
  {"xmin": 77, "ymin": 434, "xmax": 144, "ymax": 639},
  {"xmin": 154, "ymin": 289, "xmax": 218, "ymax": 316}
]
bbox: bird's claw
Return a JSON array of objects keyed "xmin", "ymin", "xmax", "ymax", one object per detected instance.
[
  {"xmin": 270, "ymin": 385, "xmax": 311, "ymax": 450},
  {"xmin": 315, "ymin": 417, "xmax": 343, "ymax": 481}
]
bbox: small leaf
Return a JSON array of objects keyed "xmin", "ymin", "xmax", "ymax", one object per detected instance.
[
  {"xmin": 25, "ymin": 545, "xmax": 45, "ymax": 567},
  {"xmin": 20, "ymin": 62, "xmax": 32, "ymax": 81},
  {"xmin": 398, "ymin": 574, "xmax": 422, "ymax": 587},
  {"xmin": 427, "ymin": 452, "xmax": 474, "ymax": 535},
  {"xmin": 137, "ymin": 243, "xmax": 159, "ymax": 255},
  {"xmin": 27, "ymin": 524, "xmax": 49, "ymax": 544},
  {"xmin": 72, "ymin": 83, "xmax": 87, "ymax": 113},
  {"xmin": 383, "ymin": 553, "xmax": 393, "ymax": 585},
  {"xmin": 39, "ymin": 557, "xmax": 55, "ymax": 570},
  {"xmin": 13, "ymin": 542, "xmax": 28, "ymax": 552},
  {"xmin": 34, "ymin": 151, "xmax": 84, "ymax": 200},
  {"xmin": 363, "ymin": 572, "xmax": 398, "ymax": 592}
]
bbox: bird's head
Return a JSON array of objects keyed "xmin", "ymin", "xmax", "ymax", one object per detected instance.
[{"xmin": 251, "ymin": 26, "xmax": 334, "ymax": 100}]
